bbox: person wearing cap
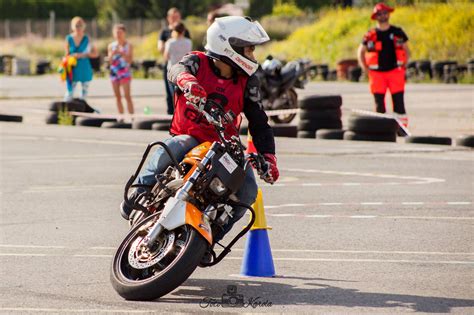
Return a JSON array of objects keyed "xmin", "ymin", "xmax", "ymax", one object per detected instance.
[
  {"xmin": 120, "ymin": 16, "xmax": 279, "ymax": 244},
  {"xmin": 357, "ymin": 2, "xmax": 410, "ymax": 127}
]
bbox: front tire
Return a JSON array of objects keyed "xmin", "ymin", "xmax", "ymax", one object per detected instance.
[{"xmin": 110, "ymin": 212, "xmax": 208, "ymax": 300}]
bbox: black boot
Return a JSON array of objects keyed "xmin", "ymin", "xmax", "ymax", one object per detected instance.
[{"xmin": 120, "ymin": 187, "xmax": 149, "ymax": 220}]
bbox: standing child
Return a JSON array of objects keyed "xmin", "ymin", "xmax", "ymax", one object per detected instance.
[
  {"xmin": 108, "ymin": 24, "xmax": 134, "ymax": 121},
  {"xmin": 64, "ymin": 16, "xmax": 98, "ymax": 101}
]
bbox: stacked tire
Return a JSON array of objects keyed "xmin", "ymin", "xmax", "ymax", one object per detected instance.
[
  {"xmin": 344, "ymin": 115, "xmax": 399, "ymax": 142},
  {"xmin": 45, "ymin": 98, "xmax": 95, "ymax": 125},
  {"xmin": 297, "ymin": 95, "xmax": 343, "ymax": 138}
]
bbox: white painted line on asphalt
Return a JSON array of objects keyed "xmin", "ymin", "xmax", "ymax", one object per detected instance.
[
  {"xmin": 2, "ymin": 253, "xmax": 473, "ymax": 265},
  {"xmin": 4, "ymin": 247, "xmax": 474, "ymax": 256},
  {"xmin": 265, "ymin": 214, "xmax": 474, "ymax": 220},
  {"xmin": 0, "ymin": 308, "xmax": 156, "ymax": 314},
  {"xmin": 302, "ymin": 183, "xmax": 322, "ymax": 186},
  {"xmin": 282, "ymin": 168, "xmax": 445, "ymax": 186},
  {"xmin": 90, "ymin": 246, "xmax": 115, "ymax": 250},
  {"xmin": 231, "ymin": 249, "xmax": 474, "ymax": 256},
  {"xmin": 342, "ymin": 183, "xmax": 362, "ymax": 186},
  {"xmin": 0, "ymin": 253, "xmax": 47, "ymax": 257},
  {"xmin": 0, "ymin": 244, "xmax": 66, "ymax": 249},
  {"xmin": 74, "ymin": 254, "xmax": 112, "ymax": 258},
  {"xmin": 225, "ymin": 257, "xmax": 474, "ymax": 264},
  {"xmin": 265, "ymin": 201, "xmax": 472, "ymax": 209},
  {"xmin": 384, "ymin": 216, "xmax": 474, "ymax": 220},
  {"xmin": 23, "ymin": 184, "xmax": 122, "ymax": 193}
]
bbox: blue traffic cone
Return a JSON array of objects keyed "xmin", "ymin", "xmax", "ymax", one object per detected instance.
[{"xmin": 240, "ymin": 189, "xmax": 275, "ymax": 277}]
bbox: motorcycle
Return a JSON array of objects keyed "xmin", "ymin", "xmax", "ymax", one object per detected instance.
[
  {"xmin": 110, "ymin": 99, "xmax": 268, "ymax": 301},
  {"xmin": 258, "ymin": 56, "xmax": 317, "ymax": 124}
]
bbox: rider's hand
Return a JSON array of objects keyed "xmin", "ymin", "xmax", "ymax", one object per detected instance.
[
  {"xmin": 261, "ymin": 153, "xmax": 279, "ymax": 184},
  {"xmin": 177, "ymin": 72, "xmax": 207, "ymax": 108}
]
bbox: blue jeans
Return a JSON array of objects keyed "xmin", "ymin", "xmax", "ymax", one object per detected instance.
[
  {"xmin": 138, "ymin": 135, "xmax": 258, "ymax": 242},
  {"xmin": 163, "ymin": 62, "xmax": 174, "ymax": 115}
]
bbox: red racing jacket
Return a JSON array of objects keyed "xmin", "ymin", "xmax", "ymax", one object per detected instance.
[{"xmin": 168, "ymin": 51, "xmax": 275, "ymax": 155}]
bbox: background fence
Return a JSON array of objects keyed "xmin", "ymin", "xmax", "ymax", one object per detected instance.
[{"xmin": 0, "ymin": 18, "xmax": 167, "ymax": 39}]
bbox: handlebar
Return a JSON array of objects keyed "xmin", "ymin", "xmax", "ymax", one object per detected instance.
[{"xmin": 245, "ymin": 152, "xmax": 269, "ymax": 178}]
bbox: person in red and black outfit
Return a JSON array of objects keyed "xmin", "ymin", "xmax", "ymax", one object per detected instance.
[{"xmin": 358, "ymin": 3, "xmax": 410, "ymax": 127}]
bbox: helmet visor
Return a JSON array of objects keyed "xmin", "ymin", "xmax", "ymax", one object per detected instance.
[{"xmin": 228, "ymin": 21, "xmax": 270, "ymax": 47}]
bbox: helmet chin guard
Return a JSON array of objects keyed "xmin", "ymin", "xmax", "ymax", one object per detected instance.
[{"xmin": 205, "ymin": 16, "xmax": 270, "ymax": 76}]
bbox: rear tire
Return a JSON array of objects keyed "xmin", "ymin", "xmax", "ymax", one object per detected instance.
[{"xmin": 110, "ymin": 213, "xmax": 208, "ymax": 301}]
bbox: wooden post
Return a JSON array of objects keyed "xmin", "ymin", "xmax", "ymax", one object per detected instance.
[
  {"xmin": 4, "ymin": 20, "xmax": 10, "ymax": 38},
  {"xmin": 48, "ymin": 11, "xmax": 56, "ymax": 38},
  {"xmin": 91, "ymin": 19, "xmax": 98, "ymax": 38},
  {"xmin": 26, "ymin": 19, "xmax": 31, "ymax": 35}
]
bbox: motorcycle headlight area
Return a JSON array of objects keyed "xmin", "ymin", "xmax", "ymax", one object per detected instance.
[{"xmin": 209, "ymin": 177, "xmax": 228, "ymax": 196}]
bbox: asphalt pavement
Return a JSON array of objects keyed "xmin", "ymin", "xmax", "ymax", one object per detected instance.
[{"xmin": 1, "ymin": 122, "xmax": 473, "ymax": 314}]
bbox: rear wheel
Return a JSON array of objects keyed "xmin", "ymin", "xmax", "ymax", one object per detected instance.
[
  {"xmin": 110, "ymin": 212, "xmax": 208, "ymax": 300},
  {"xmin": 270, "ymin": 89, "xmax": 298, "ymax": 124}
]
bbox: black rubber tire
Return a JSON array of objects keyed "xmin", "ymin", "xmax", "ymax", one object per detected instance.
[
  {"xmin": 405, "ymin": 136, "xmax": 452, "ymax": 146},
  {"xmin": 110, "ymin": 214, "xmax": 208, "ymax": 301},
  {"xmin": 45, "ymin": 112, "xmax": 58, "ymax": 124},
  {"xmin": 272, "ymin": 125, "xmax": 297, "ymax": 138},
  {"xmin": 316, "ymin": 129, "xmax": 345, "ymax": 140},
  {"xmin": 455, "ymin": 135, "xmax": 474, "ymax": 148},
  {"xmin": 432, "ymin": 61, "xmax": 457, "ymax": 79},
  {"xmin": 348, "ymin": 115, "xmax": 399, "ymax": 135},
  {"xmin": 76, "ymin": 117, "xmax": 116, "ymax": 127},
  {"xmin": 151, "ymin": 122, "xmax": 171, "ymax": 131},
  {"xmin": 297, "ymin": 131, "xmax": 315, "ymax": 138},
  {"xmin": 299, "ymin": 108, "xmax": 342, "ymax": 120},
  {"xmin": 101, "ymin": 121, "xmax": 132, "ymax": 129},
  {"xmin": 298, "ymin": 119, "xmax": 342, "ymax": 131},
  {"xmin": 298, "ymin": 95, "xmax": 342, "ymax": 110},
  {"xmin": 269, "ymin": 88, "xmax": 298, "ymax": 124},
  {"xmin": 49, "ymin": 99, "xmax": 95, "ymax": 113},
  {"xmin": 0, "ymin": 114, "xmax": 23, "ymax": 122},
  {"xmin": 132, "ymin": 119, "xmax": 171, "ymax": 130},
  {"xmin": 344, "ymin": 131, "xmax": 396, "ymax": 142}
]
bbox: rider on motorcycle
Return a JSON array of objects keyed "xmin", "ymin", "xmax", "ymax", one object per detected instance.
[{"xmin": 120, "ymin": 16, "xmax": 279, "ymax": 242}]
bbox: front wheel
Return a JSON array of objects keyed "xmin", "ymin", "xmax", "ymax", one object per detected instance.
[
  {"xmin": 270, "ymin": 88, "xmax": 298, "ymax": 124},
  {"xmin": 110, "ymin": 212, "xmax": 208, "ymax": 300}
]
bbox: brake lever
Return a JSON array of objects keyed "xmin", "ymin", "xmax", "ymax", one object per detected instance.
[{"xmin": 186, "ymin": 101, "xmax": 220, "ymax": 126}]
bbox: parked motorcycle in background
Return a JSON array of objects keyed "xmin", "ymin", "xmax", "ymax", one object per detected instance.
[{"xmin": 258, "ymin": 55, "xmax": 317, "ymax": 124}]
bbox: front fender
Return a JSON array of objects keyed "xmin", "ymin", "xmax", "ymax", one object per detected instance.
[{"xmin": 158, "ymin": 197, "xmax": 213, "ymax": 244}]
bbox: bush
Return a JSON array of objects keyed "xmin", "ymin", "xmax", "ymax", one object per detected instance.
[{"xmin": 258, "ymin": 3, "xmax": 474, "ymax": 67}]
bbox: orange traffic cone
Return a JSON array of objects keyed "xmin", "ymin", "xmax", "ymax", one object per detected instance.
[{"xmin": 246, "ymin": 131, "xmax": 257, "ymax": 154}]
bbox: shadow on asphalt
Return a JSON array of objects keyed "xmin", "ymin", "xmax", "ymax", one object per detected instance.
[{"xmin": 159, "ymin": 278, "xmax": 474, "ymax": 313}]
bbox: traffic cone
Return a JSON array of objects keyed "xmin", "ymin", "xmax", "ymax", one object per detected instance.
[
  {"xmin": 240, "ymin": 188, "xmax": 276, "ymax": 277},
  {"xmin": 246, "ymin": 132, "xmax": 257, "ymax": 154}
]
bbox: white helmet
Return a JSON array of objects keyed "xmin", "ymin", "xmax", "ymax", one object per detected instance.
[{"xmin": 205, "ymin": 16, "xmax": 270, "ymax": 76}]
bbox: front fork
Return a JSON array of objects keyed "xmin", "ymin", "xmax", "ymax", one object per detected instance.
[{"xmin": 141, "ymin": 144, "xmax": 217, "ymax": 248}]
